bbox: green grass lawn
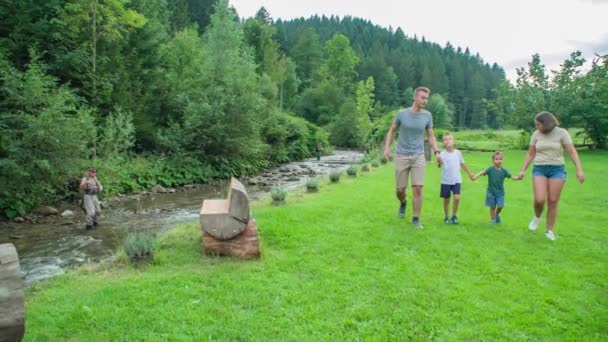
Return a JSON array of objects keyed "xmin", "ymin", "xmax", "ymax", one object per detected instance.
[{"xmin": 25, "ymin": 150, "xmax": 608, "ymax": 340}]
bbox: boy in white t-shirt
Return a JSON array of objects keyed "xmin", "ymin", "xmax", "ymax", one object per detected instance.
[{"xmin": 438, "ymin": 133, "xmax": 474, "ymax": 224}]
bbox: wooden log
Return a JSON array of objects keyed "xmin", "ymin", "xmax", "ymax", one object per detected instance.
[
  {"xmin": 200, "ymin": 199, "xmax": 247, "ymax": 240},
  {"xmin": 200, "ymin": 177, "xmax": 251, "ymax": 240},
  {"xmin": 0, "ymin": 243, "xmax": 25, "ymax": 342},
  {"xmin": 227, "ymin": 177, "xmax": 250, "ymax": 222},
  {"xmin": 202, "ymin": 219, "xmax": 260, "ymax": 259}
]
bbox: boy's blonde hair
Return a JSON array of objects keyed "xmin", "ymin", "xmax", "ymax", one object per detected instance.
[{"xmin": 492, "ymin": 151, "xmax": 503, "ymax": 160}]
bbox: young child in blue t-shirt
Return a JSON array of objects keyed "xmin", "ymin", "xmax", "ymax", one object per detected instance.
[
  {"xmin": 438, "ymin": 133, "xmax": 474, "ymax": 225},
  {"xmin": 472, "ymin": 151, "xmax": 523, "ymax": 223}
]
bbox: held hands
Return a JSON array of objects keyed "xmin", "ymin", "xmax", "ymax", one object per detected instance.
[{"xmin": 435, "ymin": 154, "xmax": 443, "ymax": 167}]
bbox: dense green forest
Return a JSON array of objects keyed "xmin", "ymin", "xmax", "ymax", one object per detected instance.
[{"xmin": 1, "ymin": 0, "xmax": 605, "ymax": 218}]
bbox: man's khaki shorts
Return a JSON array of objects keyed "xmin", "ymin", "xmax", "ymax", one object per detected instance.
[{"xmin": 394, "ymin": 153, "xmax": 426, "ymax": 189}]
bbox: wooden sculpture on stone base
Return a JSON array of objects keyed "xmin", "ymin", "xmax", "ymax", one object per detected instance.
[
  {"xmin": 0, "ymin": 243, "xmax": 25, "ymax": 342},
  {"xmin": 200, "ymin": 177, "xmax": 260, "ymax": 259}
]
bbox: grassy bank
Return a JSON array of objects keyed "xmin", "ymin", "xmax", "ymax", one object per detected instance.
[{"xmin": 25, "ymin": 150, "xmax": 608, "ymax": 340}]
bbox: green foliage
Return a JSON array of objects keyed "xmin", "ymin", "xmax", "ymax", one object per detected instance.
[
  {"xmin": 296, "ymin": 79, "xmax": 345, "ymax": 125},
  {"xmin": 368, "ymin": 110, "xmax": 396, "ymax": 149},
  {"xmin": 355, "ymin": 77, "xmax": 375, "ymax": 147},
  {"xmin": 98, "ymin": 107, "xmax": 135, "ymax": 157},
  {"xmin": 0, "ymin": 53, "xmax": 96, "ymax": 215},
  {"xmin": 514, "ymin": 130, "xmax": 531, "ymax": 150},
  {"xmin": 491, "ymin": 52, "xmax": 607, "ymax": 148},
  {"xmin": 426, "ymin": 94, "xmax": 453, "ymax": 129},
  {"xmin": 329, "ymin": 171, "xmax": 341, "ymax": 183},
  {"xmin": 566, "ymin": 55, "xmax": 608, "ymax": 148},
  {"xmin": 346, "ymin": 165, "xmax": 357, "ymax": 176},
  {"xmin": 433, "ymin": 128, "xmax": 447, "ymax": 140},
  {"xmin": 361, "ymin": 164, "xmax": 370, "ymax": 172},
  {"xmin": 159, "ymin": 1, "xmax": 265, "ymax": 166},
  {"xmin": 123, "ymin": 232, "xmax": 156, "ymax": 261},
  {"xmin": 330, "ymin": 99, "xmax": 361, "ymax": 148},
  {"xmin": 289, "ymin": 28, "xmax": 323, "ymax": 89},
  {"xmin": 306, "ymin": 177, "xmax": 320, "ymax": 192},
  {"xmin": 320, "ymin": 34, "xmax": 359, "ymax": 91},
  {"xmin": 371, "ymin": 160, "xmax": 380, "ymax": 168},
  {"xmin": 270, "ymin": 186, "xmax": 287, "ymax": 203},
  {"xmin": 260, "ymin": 111, "xmax": 329, "ymax": 163}
]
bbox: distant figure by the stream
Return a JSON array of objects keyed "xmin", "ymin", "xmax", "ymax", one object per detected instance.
[
  {"xmin": 316, "ymin": 143, "xmax": 323, "ymax": 161},
  {"xmin": 79, "ymin": 167, "xmax": 103, "ymax": 230}
]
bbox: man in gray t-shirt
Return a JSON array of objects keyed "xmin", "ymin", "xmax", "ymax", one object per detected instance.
[{"xmin": 383, "ymin": 87, "xmax": 441, "ymax": 228}]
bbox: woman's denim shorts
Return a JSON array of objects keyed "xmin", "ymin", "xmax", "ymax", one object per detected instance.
[{"xmin": 532, "ymin": 164, "xmax": 567, "ymax": 180}]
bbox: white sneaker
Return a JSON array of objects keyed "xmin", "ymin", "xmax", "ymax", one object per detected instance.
[
  {"xmin": 528, "ymin": 217, "xmax": 540, "ymax": 231},
  {"xmin": 545, "ymin": 231, "xmax": 556, "ymax": 241}
]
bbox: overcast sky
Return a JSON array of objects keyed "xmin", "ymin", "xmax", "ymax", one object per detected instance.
[{"xmin": 229, "ymin": 0, "xmax": 608, "ymax": 82}]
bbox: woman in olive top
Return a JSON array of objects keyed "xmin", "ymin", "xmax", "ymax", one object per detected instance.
[{"xmin": 517, "ymin": 112, "xmax": 585, "ymax": 241}]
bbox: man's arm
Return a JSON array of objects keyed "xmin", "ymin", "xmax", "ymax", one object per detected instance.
[
  {"xmin": 383, "ymin": 122, "xmax": 398, "ymax": 160},
  {"xmin": 96, "ymin": 178, "xmax": 103, "ymax": 193},
  {"xmin": 426, "ymin": 127, "xmax": 442, "ymax": 164}
]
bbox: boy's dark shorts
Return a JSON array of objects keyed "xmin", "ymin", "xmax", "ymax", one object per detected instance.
[{"xmin": 440, "ymin": 183, "xmax": 461, "ymax": 198}]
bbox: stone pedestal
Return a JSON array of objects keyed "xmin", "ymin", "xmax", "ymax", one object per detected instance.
[
  {"xmin": 202, "ymin": 219, "xmax": 260, "ymax": 259},
  {"xmin": 0, "ymin": 243, "xmax": 25, "ymax": 342}
]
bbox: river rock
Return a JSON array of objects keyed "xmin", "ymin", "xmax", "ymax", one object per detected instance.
[
  {"xmin": 33, "ymin": 206, "xmax": 59, "ymax": 216},
  {"xmin": 150, "ymin": 184, "xmax": 168, "ymax": 193},
  {"xmin": 12, "ymin": 217, "xmax": 24, "ymax": 223},
  {"xmin": 60, "ymin": 210, "xmax": 75, "ymax": 217}
]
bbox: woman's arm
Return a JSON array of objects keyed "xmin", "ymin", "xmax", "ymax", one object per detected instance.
[
  {"xmin": 517, "ymin": 144, "xmax": 536, "ymax": 179},
  {"xmin": 565, "ymin": 144, "xmax": 585, "ymax": 183}
]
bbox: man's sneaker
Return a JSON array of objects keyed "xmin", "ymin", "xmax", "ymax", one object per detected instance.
[
  {"xmin": 451, "ymin": 215, "xmax": 459, "ymax": 225},
  {"xmin": 529, "ymin": 216, "xmax": 540, "ymax": 231},
  {"xmin": 545, "ymin": 231, "xmax": 556, "ymax": 241},
  {"xmin": 398, "ymin": 201, "xmax": 407, "ymax": 218},
  {"xmin": 412, "ymin": 219, "xmax": 423, "ymax": 229},
  {"xmin": 443, "ymin": 216, "xmax": 450, "ymax": 224},
  {"xmin": 489, "ymin": 218, "xmax": 497, "ymax": 224},
  {"xmin": 495, "ymin": 215, "xmax": 501, "ymax": 224}
]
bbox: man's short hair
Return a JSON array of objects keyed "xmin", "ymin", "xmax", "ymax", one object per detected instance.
[
  {"xmin": 414, "ymin": 87, "xmax": 431, "ymax": 98},
  {"xmin": 87, "ymin": 167, "xmax": 97, "ymax": 172}
]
